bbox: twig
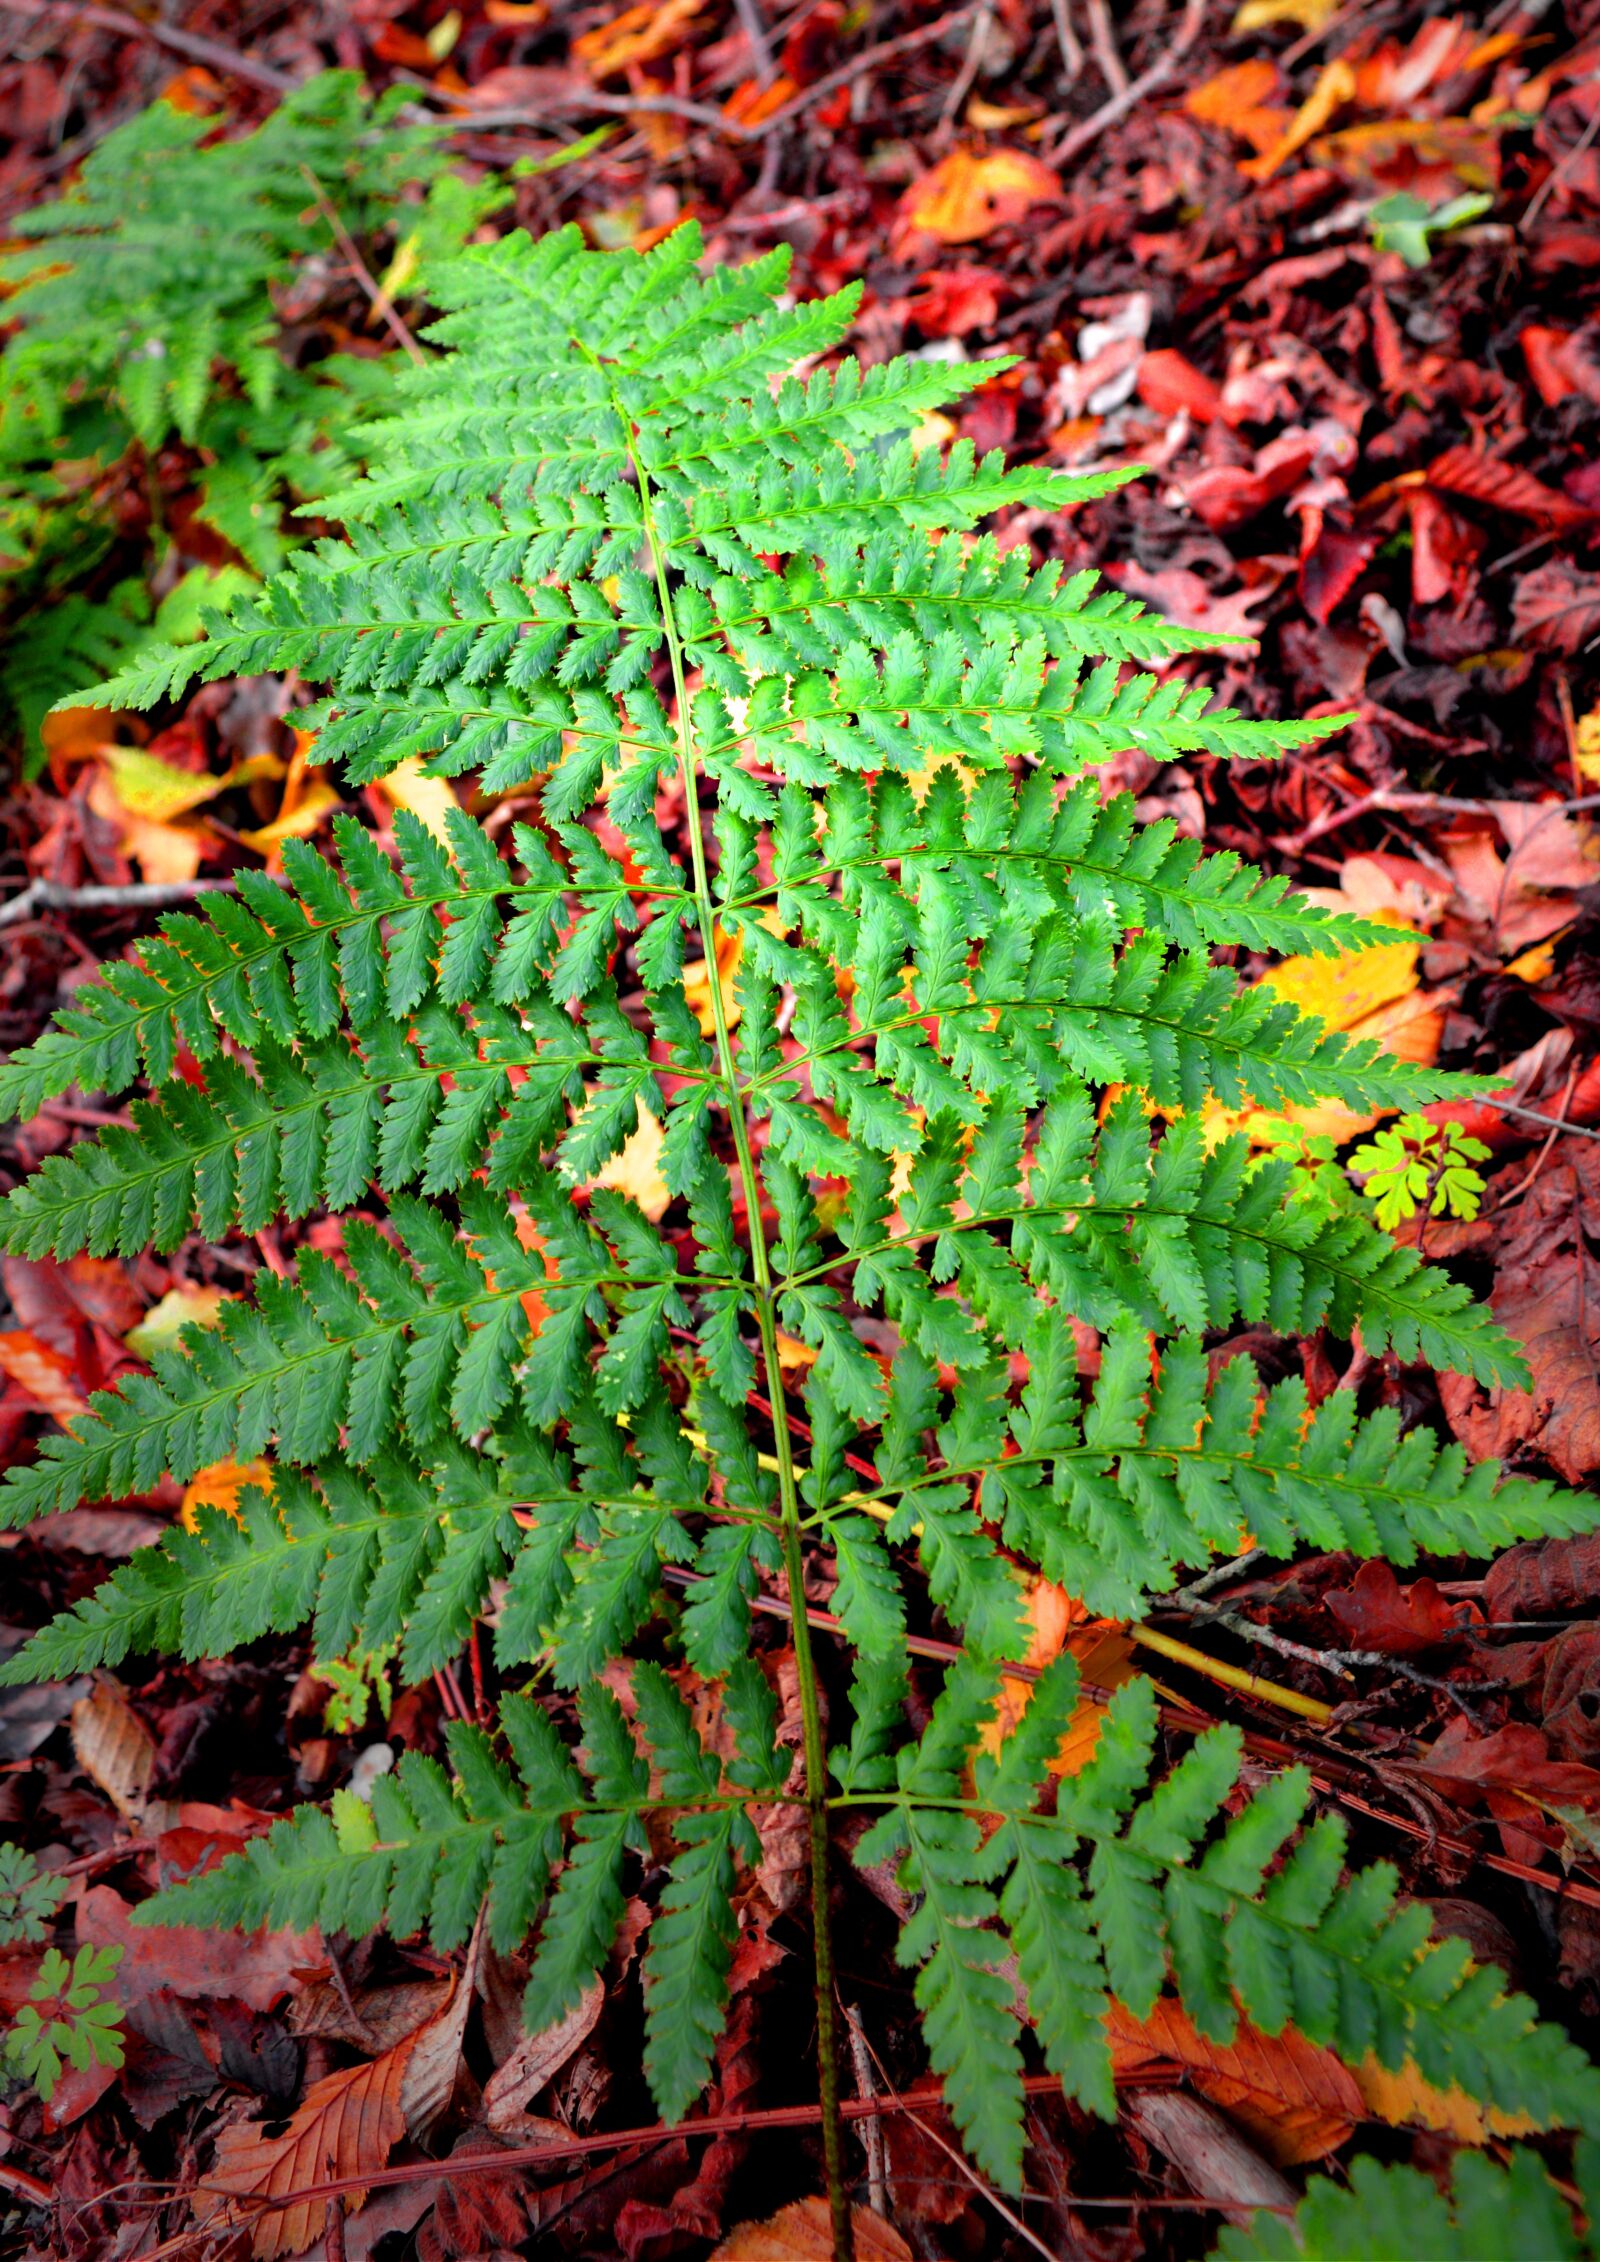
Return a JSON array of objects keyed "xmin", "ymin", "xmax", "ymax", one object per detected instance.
[
  {"xmin": 1172, "ymin": 1547, "xmax": 1265, "ymax": 1603},
  {"xmin": 3, "ymin": 0, "xmax": 298, "ymax": 92},
  {"xmin": 937, "ymin": 0, "xmax": 994, "ymax": 135},
  {"xmin": 0, "ymin": 2161, "xmax": 53, "ymax": 2209},
  {"xmin": 299, "ymin": 166, "xmax": 423, "ymax": 366},
  {"xmin": 843, "ymin": 2003, "xmax": 890, "ymax": 2221},
  {"xmin": 1047, "ymin": 0, "xmax": 1085, "ymax": 89},
  {"xmin": 728, "ymin": 3, "xmax": 980, "ymax": 141},
  {"xmin": 1523, "ymin": 72, "xmax": 1600, "ymax": 231},
  {"xmin": 1046, "ymin": 0, "xmax": 1205, "ymax": 166},
  {"xmin": 0, "ymin": 877, "xmax": 237, "ymax": 931},
  {"xmin": 1166, "ymin": 1592, "xmax": 1501, "ymax": 1725},
  {"xmin": 732, "ymin": 0, "xmax": 777, "ymax": 85},
  {"xmin": 1085, "ymin": 0, "xmax": 1128, "ymax": 96}
]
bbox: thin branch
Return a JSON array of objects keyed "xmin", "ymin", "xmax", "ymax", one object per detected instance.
[
  {"xmin": 0, "ymin": 877, "xmax": 238, "ymax": 931},
  {"xmin": 732, "ymin": 0, "xmax": 778, "ymax": 86},
  {"xmin": 3, "ymin": 0, "xmax": 298, "ymax": 92},
  {"xmin": 299, "ymin": 165, "xmax": 424, "ymax": 365},
  {"xmin": 1046, "ymin": 0, "xmax": 1205, "ymax": 165}
]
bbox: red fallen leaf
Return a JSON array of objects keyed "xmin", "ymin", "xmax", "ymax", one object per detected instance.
[
  {"xmin": 1174, "ymin": 431, "xmax": 1318, "ymax": 531},
  {"xmin": 1408, "ymin": 1718, "xmax": 1600, "ymax": 1812},
  {"xmin": 902, "ymin": 263, "xmax": 1011, "ymax": 338},
  {"xmin": 1298, "ymin": 521, "xmax": 1380, "ymax": 623},
  {"xmin": 1324, "ymin": 1560, "xmax": 1478, "ymax": 1655},
  {"xmin": 1407, "ymin": 488, "xmax": 1483, "ymax": 607},
  {"xmin": 1136, "ymin": 348, "xmax": 1224, "ymax": 424},
  {"xmin": 1425, "ymin": 446, "xmax": 1596, "ymax": 530},
  {"xmin": 77, "ymin": 1885, "xmax": 319, "ymax": 2014},
  {"xmin": 1487, "ymin": 1532, "xmax": 1600, "ymax": 1623},
  {"xmin": 0, "ymin": 1328, "xmax": 86, "ymax": 1426},
  {"xmin": 780, "ymin": 0, "xmax": 845, "ymax": 83},
  {"xmin": 1513, "ymin": 559, "xmax": 1600, "ymax": 653}
]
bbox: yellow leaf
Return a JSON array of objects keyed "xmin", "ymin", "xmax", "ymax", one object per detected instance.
[
  {"xmin": 1232, "ymin": 0, "xmax": 1340, "ymax": 28},
  {"xmin": 236, "ymin": 781, "xmax": 340, "ymax": 856},
  {"xmin": 775, "ymin": 1332, "xmax": 817, "ymax": 1371},
  {"xmin": 682, "ymin": 922, "xmax": 744, "ymax": 1037},
  {"xmin": 102, "ymin": 744, "xmax": 227, "ymax": 822},
  {"xmin": 1353, "ymin": 2054, "xmax": 1535, "ymax": 2144},
  {"xmin": 1575, "ymin": 704, "xmax": 1600, "ymax": 783},
  {"xmin": 1241, "ymin": 56, "xmax": 1356, "ymax": 181},
  {"xmin": 589, "ymin": 1101, "xmax": 671, "ymax": 1222},
  {"xmin": 712, "ymin": 2197, "xmax": 913, "ymax": 2262},
  {"xmin": 378, "ymin": 755, "xmax": 459, "ymax": 845},
  {"xmin": 182, "ymin": 1456, "xmax": 272, "ymax": 1530},
  {"xmin": 898, "ymin": 147, "xmax": 1062, "ymax": 245},
  {"xmin": 126, "ymin": 1285, "xmax": 230, "ymax": 1360},
  {"xmin": 980, "ymin": 1579, "xmax": 1136, "ymax": 1778}
]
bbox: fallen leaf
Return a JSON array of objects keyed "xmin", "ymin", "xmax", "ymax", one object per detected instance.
[
  {"xmin": 896, "ymin": 147, "xmax": 1062, "ymax": 247},
  {"xmin": 71, "ymin": 1682, "xmax": 157, "ymax": 1818},
  {"xmin": 126, "ymin": 1286, "xmax": 230, "ymax": 1361},
  {"xmin": 1324, "ymin": 1561, "xmax": 1478, "ymax": 1655},
  {"xmin": 682, "ymin": 921, "xmax": 744, "ymax": 1037},
  {"xmin": 78, "ymin": 1885, "xmax": 317, "ymax": 2014},
  {"xmin": 1241, "ymin": 57, "xmax": 1356, "ymax": 182},
  {"xmin": 1353, "ymin": 2054, "xmax": 1535, "ymax": 2145},
  {"xmin": 180, "ymin": 1456, "xmax": 272, "ymax": 1530},
  {"xmin": 575, "ymin": 0, "xmax": 703, "ymax": 79},
  {"xmin": 588, "ymin": 1101, "xmax": 671, "ymax": 1221},
  {"xmin": 378, "ymin": 755, "xmax": 458, "ymax": 845},
  {"xmin": 711, "ymin": 2197, "xmax": 913, "ymax": 2261},
  {"xmin": 1232, "ymin": 0, "xmax": 1339, "ymax": 26},
  {"xmin": 483, "ymin": 1977, "xmax": 604, "ymax": 2136},
  {"xmin": 1106, "ymin": 1998, "xmax": 1362, "ymax": 2164},
  {"xmin": 981, "ymin": 1580, "xmax": 1135, "ymax": 1777},
  {"xmin": 0, "ymin": 1328, "xmax": 86, "ymax": 1425}
]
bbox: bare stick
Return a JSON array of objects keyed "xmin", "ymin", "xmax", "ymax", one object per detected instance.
[
  {"xmin": 843, "ymin": 2004, "xmax": 891, "ymax": 2221},
  {"xmin": 299, "ymin": 166, "xmax": 424, "ymax": 366},
  {"xmin": 1048, "ymin": 0, "xmax": 1205, "ymax": 165},
  {"xmin": 1085, "ymin": 0, "xmax": 1128, "ymax": 96},
  {"xmin": 732, "ymin": 0, "xmax": 778, "ymax": 85},
  {"xmin": 1048, "ymin": 0, "xmax": 1085, "ymax": 88},
  {"xmin": 5, "ymin": 0, "xmax": 297, "ymax": 92},
  {"xmin": 0, "ymin": 877, "xmax": 237, "ymax": 931}
]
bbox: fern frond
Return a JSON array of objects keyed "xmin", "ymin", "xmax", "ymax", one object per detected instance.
[{"xmin": 1215, "ymin": 2144, "xmax": 1599, "ymax": 2261}]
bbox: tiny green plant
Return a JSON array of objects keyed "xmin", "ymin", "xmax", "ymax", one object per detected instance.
[
  {"xmin": 1368, "ymin": 189, "xmax": 1494, "ymax": 268},
  {"xmin": 2, "ymin": 1945, "xmax": 124, "ymax": 2103},
  {"xmin": 3, "ymin": 221, "xmax": 1599, "ymax": 2253},
  {"xmin": 0, "ymin": 1846, "xmax": 66, "ymax": 1948},
  {"xmin": 1349, "ymin": 1112, "xmax": 1490, "ymax": 1232}
]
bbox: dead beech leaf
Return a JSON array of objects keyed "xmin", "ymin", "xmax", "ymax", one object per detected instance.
[
  {"xmin": 588, "ymin": 1100, "xmax": 671, "ymax": 1221},
  {"xmin": 0, "ymin": 1328, "xmax": 86, "ymax": 1426},
  {"xmin": 711, "ymin": 2196, "xmax": 913, "ymax": 2261},
  {"xmin": 71, "ymin": 1681, "xmax": 157, "ymax": 1818},
  {"xmin": 78, "ymin": 1883, "xmax": 317, "ymax": 2014},
  {"xmin": 897, "ymin": 147, "xmax": 1062, "ymax": 247},
  {"xmin": 197, "ymin": 2043, "xmax": 412, "ymax": 2258},
  {"xmin": 483, "ymin": 1976, "xmax": 604, "ymax": 2136},
  {"xmin": 1105, "ymin": 1998, "xmax": 1362, "ymax": 2164}
]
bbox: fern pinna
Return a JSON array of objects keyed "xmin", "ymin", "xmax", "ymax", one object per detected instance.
[{"xmin": 4, "ymin": 222, "xmax": 1600, "ymax": 2247}]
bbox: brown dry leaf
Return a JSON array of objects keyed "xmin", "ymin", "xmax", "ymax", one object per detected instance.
[
  {"xmin": 197, "ymin": 1961, "xmax": 474, "ymax": 2258},
  {"xmin": 483, "ymin": 1977, "xmax": 604, "ymax": 2136},
  {"xmin": 197, "ymin": 2045, "xmax": 412, "ymax": 2258},
  {"xmin": 588, "ymin": 1100, "xmax": 671, "ymax": 1221},
  {"xmin": 897, "ymin": 147, "xmax": 1062, "ymax": 247},
  {"xmin": 710, "ymin": 2196, "xmax": 913, "ymax": 2261},
  {"xmin": 71, "ymin": 1681, "xmax": 157, "ymax": 1818},
  {"xmin": 126, "ymin": 1285, "xmax": 230, "ymax": 1360},
  {"xmin": 1105, "ymin": 1998, "xmax": 1362, "ymax": 2164},
  {"xmin": 0, "ymin": 1328, "xmax": 86, "ymax": 1425},
  {"xmin": 575, "ymin": 0, "xmax": 702, "ymax": 79},
  {"xmin": 181, "ymin": 1455, "xmax": 272, "ymax": 1531}
]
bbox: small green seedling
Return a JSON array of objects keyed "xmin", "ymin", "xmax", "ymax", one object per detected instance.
[
  {"xmin": 1350, "ymin": 1112, "xmax": 1490, "ymax": 1232},
  {"xmin": 1369, "ymin": 190, "xmax": 1493, "ymax": 268},
  {"xmin": 3, "ymin": 1945, "xmax": 124, "ymax": 2102}
]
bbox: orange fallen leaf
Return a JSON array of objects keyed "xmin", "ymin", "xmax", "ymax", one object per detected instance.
[
  {"xmin": 181, "ymin": 1456, "xmax": 272, "ymax": 1531},
  {"xmin": 0, "ymin": 1328, "xmax": 86, "ymax": 1426},
  {"xmin": 980, "ymin": 1579, "xmax": 1135, "ymax": 1778},
  {"xmin": 1241, "ymin": 56, "xmax": 1356, "ymax": 182},
  {"xmin": 711, "ymin": 2197, "xmax": 913, "ymax": 2261},
  {"xmin": 682, "ymin": 921, "xmax": 745, "ymax": 1037},
  {"xmin": 1184, "ymin": 59, "xmax": 1288, "ymax": 154},
  {"xmin": 575, "ymin": 0, "xmax": 703, "ymax": 79},
  {"xmin": 897, "ymin": 147, "xmax": 1062, "ymax": 247},
  {"xmin": 588, "ymin": 1101, "xmax": 671, "ymax": 1222},
  {"xmin": 1106, "ymin": 1997, "xmax": 1362, "ymax": 2164}
]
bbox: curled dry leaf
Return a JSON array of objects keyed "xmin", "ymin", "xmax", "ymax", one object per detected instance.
[
  {"xmin": 896, "ymin": 148, "xmax": 1062, "ymax": 248},
  {"xmin": 1106, "ymin": 1998, "xmax": 1362, "ymax": 2165},
  {"xmin": 483, "ymin": 1976, "xmax": 604, "ymax": 2136},
  {"xmin": 70, "ymin": 1681, "xmax": 156, "ymax": 1819},
  {"xmin": 710, "ymin": 2196, "xmax": 913, "ymax": 2261}
]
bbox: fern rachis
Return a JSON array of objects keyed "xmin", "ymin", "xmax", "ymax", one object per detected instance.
[{"xmin": 5, "ymin": 219, "xmax": 1600, "ymax": 2253}]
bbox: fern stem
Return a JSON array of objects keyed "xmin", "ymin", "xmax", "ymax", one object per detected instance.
[{"xmin": 618, "ymin": 382, "xmax": 856, "ymax": 2262}]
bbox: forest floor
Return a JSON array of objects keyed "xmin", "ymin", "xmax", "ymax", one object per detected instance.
[{"xmin": 3, "ymin": 2, "xmax": 1600, "ymax": 2257}]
